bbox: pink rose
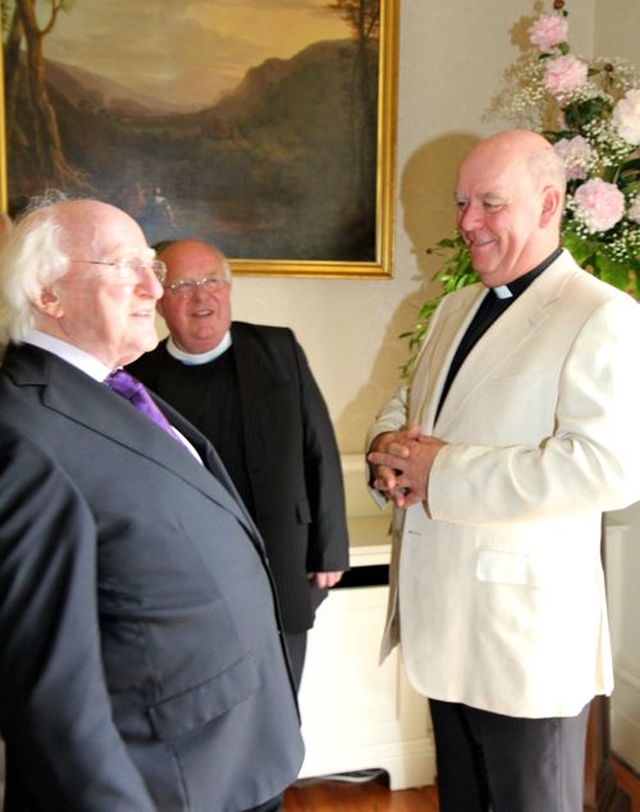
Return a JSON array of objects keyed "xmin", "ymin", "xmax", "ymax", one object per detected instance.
[
  {"xmin": 612, "ymin": 88, "xmax": 640, "ymax": 146},
  {"xmin": 573, "ymin": 179, "xmax": 625, "ymax": 232},
  {"xmin": 528, "ymin": 15, "xmax": 569, "ymax": 51},
  {"xmin": 544, "ymin": 55, "xmax": 588, "ymax": 97},
  {"xmin": 553, "ymin": 136, "xmax": 593, "ymax": 180}
]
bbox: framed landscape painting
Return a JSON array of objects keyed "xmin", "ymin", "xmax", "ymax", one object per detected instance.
[{"xmin": 1, "ymin": 0, "xmax": 398, "ymax": 277}]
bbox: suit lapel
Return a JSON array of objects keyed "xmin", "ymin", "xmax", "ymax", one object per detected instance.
[
  {"xmin": 229, "ymin": 324, "xmax": 272, "ymax": 466},
  {"xmin": 5, "ymin": 344, "xmax": 258, "ymax": 537}
]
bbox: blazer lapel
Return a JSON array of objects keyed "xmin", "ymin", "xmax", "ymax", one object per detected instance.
[
  {"xmin": 434, "ymin": 258, "xmax": 570, "ymax": 433},
  {"xmin": 410, "ymin": 284, "xmax": 485, "ymax": 432}
]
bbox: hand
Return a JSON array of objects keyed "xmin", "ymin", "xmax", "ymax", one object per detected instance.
[
  {"xmin": 367, "ymin": 426, "xmax": 421, "ymax": 500},
  {"xmin": 308, "ymin": 571, "xmax": 344, "ymax": 588},
  {"xmin": 368, "ymin": 428, "xmax": 446, "ymax": 508}
]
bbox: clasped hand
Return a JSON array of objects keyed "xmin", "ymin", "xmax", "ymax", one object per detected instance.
[{"xmin": 367, "ymin": 425, "xmax": 446, "ymax": 509}]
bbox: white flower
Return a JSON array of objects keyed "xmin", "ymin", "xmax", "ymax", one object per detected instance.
[
  {"xmin": 629, "ymin": 194, "xmax": 640, "ymax": 225},
  {"xmin": 612, "ymin": 88, "xmax": 640, "ymax": 146}
]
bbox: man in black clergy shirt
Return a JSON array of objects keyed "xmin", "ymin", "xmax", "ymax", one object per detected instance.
[{"xmin": 129, "ymin": 238, "xmax": 350, "ymax": 692}]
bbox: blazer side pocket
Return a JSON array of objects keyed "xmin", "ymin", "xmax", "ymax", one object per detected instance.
[
  {"xmin": 476, "ymin": 548, "xmax": 553, "ymax": 590},
  {"xmin": 296, "ymin": 498, "xmax": 311, "ymax": 525},
  {"xmin": 148, "ymin": 653, "xmax": 259, "ymax": 740}
]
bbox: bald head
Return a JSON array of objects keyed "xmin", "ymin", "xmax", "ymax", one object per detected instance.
[
  {"xmin": 50, "ymin": 199, "xmax": 149, "ymax": 260},
  {"xmin": 459, "ymin": 130, "xmax": 566, "ymax": 212},
  {"xmin": 157, "ymin": 240, "xmax": 230, "ymax": 279},
  {"xmin": 156, "ymin": 239, "xmax": 233, "ymax": 355},
  {"xmin": 455, "ymin": 129, "xmax": 566, "ymax": 287}
]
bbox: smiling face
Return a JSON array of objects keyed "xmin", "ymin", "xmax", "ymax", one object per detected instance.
[
  {"xmin": 157, "ymin": 240, "xmax": 232, "ymax": 354},
  {"xmin": 454, "ymin": 130, "xmax": 563, "ymax": 288},
  {"xmin": 32, "ymin": 200, "xmax": 162, "ymax": 368}
]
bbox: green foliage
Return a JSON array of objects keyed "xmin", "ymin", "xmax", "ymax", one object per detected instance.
[{"xmin": 399, "ymin": 234, "xmax": 476, "ymax": 378}]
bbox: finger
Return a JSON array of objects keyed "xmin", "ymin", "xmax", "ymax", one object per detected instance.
[{"xmin": 368, "ymin": 451, "xmax": 403, "ymax": 470}]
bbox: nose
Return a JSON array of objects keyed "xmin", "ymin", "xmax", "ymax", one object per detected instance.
[
  {"xmin": 136, "ymin": 267, "xmax": 164, "ymax": 299},
  {"xmin": 191, "ymin": 284, "xmax": 211, "ymax": 302},
  {"xmin": 190, "ymin": 281, "xmax": 222, "ymax": 303},
  {"xmin": 457, "ymin": 201, "xmax": 483, "ymax": 232}
]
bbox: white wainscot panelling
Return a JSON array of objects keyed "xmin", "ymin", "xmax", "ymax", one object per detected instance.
[
  {"xmin": 605, "ymin": 516, "xmax": 640, "ymax": 772},
  {"xmin": 296, "ymin": 455, "xmax": 435, "ymax": 790}
]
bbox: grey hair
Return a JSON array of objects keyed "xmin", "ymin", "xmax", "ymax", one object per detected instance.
[
  {"xmin": 219, "ymin": 255, "xmax": 232, "ymax": 282},
  {"xmin": 0, "ymin": 192, "xmax": 72, "ymax": 353},
  {"xmin": 528, "ymin": 144, "xmax": 567, "ymax": 208}
]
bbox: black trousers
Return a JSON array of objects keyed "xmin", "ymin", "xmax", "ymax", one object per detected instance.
[
  {"xmin": 284, "ymin": 630, "xmax": 308, "ymax": 693},
  {"xmin": 429, "ymin": 698, "xmax": 591, "ymax": 812}
]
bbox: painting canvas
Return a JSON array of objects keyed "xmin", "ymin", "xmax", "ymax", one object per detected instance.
[{"xmin": 1, "ymin": 0, "xmax": 397, "ymax": 277}]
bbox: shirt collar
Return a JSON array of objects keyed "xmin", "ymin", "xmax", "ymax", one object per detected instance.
[
  {"xmin": 490, "ymin": 247, "xmax": 563, "ymax": 301},
  {"xmin": 25, "ymin": 330, "xmax": 111, "ymax": 381},
  {"xmin": 166, "ymin": 330, "xmax": 232, "ymax": 365}
]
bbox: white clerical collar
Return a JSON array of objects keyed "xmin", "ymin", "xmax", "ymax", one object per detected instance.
[
  {"xmin": 492, "ymin": 285, "xmax": 513, "ymax": 300},
  {"xmin": 25, "ymin": 329, "xmax": 111, "ymax": 381},
  {"xmin": 166, "ymin": 331, "xmax": 232, "ymax": 365}
]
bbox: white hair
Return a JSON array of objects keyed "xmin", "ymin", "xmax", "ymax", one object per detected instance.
[{"xmin": 0, "ymin": 193, "xmax": 72, "ymax": 353}]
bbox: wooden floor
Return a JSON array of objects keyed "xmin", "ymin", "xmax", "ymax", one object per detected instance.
[{"xmin": 283, "ymin": 757, "xmax": 640, "ymax": 811}]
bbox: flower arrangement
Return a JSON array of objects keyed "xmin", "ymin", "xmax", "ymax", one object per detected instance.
[{"xmin": 400, "ymin": 1, "xmax": 640, "ymax": 377}]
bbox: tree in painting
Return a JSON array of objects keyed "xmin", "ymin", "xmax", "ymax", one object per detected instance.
[
  {"xmin": 327, "ymin": 0, "xmax": 379, "ymax": 218},
  {"xmin": 3, "ymin": 0, "xmax": 84, "ymax": 210}
]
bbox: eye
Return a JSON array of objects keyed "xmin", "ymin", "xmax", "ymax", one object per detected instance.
[
  {"xmin": 201, "ymin": 276, "xmax": 223, "ymax": 289},
  {"xmin": 169, "ymin": 280, "xmax": 195, "ymax": 293},
  {"xmin": 483, "ymin": 200, "xmax": 506, "ymax": 213}
]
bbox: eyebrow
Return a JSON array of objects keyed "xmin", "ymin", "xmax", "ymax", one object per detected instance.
[{"xmin": 455, "ymin": 192, "xmax": 509, "ymax": 204}]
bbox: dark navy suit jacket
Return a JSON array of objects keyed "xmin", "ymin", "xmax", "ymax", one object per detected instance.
[{"xmin": 0, "ymin": 343, "xmax": 304, "ymax": 812}]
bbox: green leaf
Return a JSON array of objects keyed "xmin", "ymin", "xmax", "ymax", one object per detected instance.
[
  {"xmin": 590, "ymin": 250, "xmax": 635, "ymax": 292},
  {"xmin": 561, "ymin": 231, "xmax": 597, "ymax": 267}
]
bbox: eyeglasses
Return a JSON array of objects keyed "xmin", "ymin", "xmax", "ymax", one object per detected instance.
[
  {"xmin": 163, "ymin": 275, "xmax": 227, "ymax": 297},
  {"xmin": 69, "ymin": 257, "xmax": 167, "ymax": 284}
]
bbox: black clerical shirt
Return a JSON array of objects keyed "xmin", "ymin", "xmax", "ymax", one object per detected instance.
[{"xmin": 435, "ymin": 247, "xmax": 562, "ymax": 421}]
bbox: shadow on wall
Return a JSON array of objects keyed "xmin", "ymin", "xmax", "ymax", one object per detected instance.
[{"xmin": 335, "ymin": 132, "xmax": 480, "ymax": 452}]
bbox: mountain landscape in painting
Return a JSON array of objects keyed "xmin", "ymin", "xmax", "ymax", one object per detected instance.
[{"xmin": 8, "ymin": 38, "xmax": 379, "ymax": 261}]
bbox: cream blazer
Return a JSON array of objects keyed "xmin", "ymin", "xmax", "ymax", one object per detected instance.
[{"xmin": 368, "ymin": 250, "xmax": 640, "ymax": 718}]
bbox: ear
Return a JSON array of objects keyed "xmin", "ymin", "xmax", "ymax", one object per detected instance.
[
  {"xmin": 540, "ymin": 185, "xmax": 563, "ymax": 227},
  {"xmin": 32, "ymin": 287, "xmax": 64, "ymax": 318}
]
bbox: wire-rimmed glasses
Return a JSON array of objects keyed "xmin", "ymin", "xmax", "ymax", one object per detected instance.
[
  {"xmin": 163, "ymin": 275, "xmax": 227, "ymax": 298},
  {"xmin": 69, "ymin": 257, "xmax": 167, "ymax": 284}
]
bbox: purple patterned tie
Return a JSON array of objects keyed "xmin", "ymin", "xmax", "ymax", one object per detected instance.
[{"xmin": 104, "ymin": 368, "xmax": 179, "ymax": 441}]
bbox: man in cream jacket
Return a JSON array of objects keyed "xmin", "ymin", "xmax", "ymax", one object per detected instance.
[{"xmin": 367, "ymin": 130, "xmax": 640, "ymax": 812}]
